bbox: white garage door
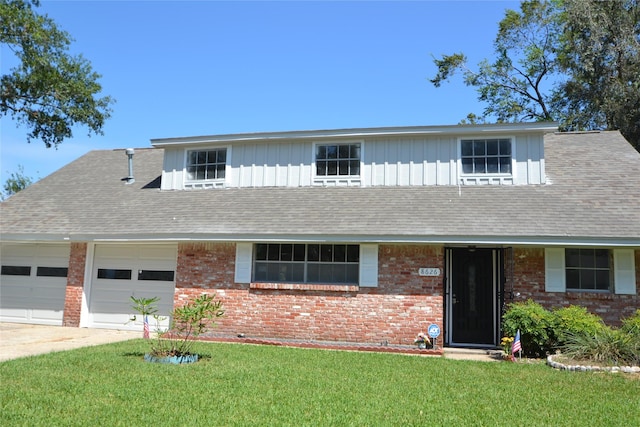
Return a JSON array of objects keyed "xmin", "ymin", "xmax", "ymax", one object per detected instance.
[
  {"xmin": 0, "ymin": 243, "xmax": 70, "ymax": 325},
  {"xmin": 88, "ymin": 244, "xmax": 177, "ymax": 331}
]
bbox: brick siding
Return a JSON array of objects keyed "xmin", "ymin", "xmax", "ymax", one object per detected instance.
[
  {"xmin": 62, "ymin": 242, "xmax": 87, "ymax": 327},
  {"xmin": 174, "ymin": 242, "xmax": 444, "ymax": 346}
]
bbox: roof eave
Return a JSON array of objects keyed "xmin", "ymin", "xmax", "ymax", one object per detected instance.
[
  {"xmin": 150, "ymin": 122, "xmax": 559, "ymax": 148},
  {"xmin": 4, "ymin": 232, "xmax": 636, "ymax": 248}
]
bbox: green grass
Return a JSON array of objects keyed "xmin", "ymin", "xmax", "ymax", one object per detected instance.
[{"xmin": 1, "ymin": 340, "xmax": 638, "ymax": 426}]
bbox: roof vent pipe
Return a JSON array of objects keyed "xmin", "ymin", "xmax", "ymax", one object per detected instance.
[{"xmin": 125, "ymin": 148, "xmax": 135, "ymax": 184}]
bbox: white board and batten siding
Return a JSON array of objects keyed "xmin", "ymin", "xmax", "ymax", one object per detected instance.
[
  {"xmin": 160, "ymin": 133, "xmax": 546, "ymax": 190},
  {"xmin": 88, "ymin": 244, "xmax": 178, "ymax": 331},
  {"xmin": 545, "ymin": 248, "xmax": 636, "ymax": 294},
  {"xmin": 0, "ymin": 243, "xmax": 70, "ymax": 325}
]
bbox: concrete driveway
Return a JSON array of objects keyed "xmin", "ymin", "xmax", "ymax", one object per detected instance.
[{"xmin": 0, "ymin": 323, "xmax": 139, "ymax": 362}]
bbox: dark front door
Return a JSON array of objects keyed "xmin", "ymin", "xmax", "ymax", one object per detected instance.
[{"xmin": 449, "ymin": 248, "xmax": 496, "ymax": 346}]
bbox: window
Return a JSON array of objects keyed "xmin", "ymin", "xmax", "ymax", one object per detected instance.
[
  {"xmin": 565, "ymin": 249, "xmax": 611, "ymax": 291},
  {"xmin": 461, "ymin": 138, "xmax": 511, "ymax": 174},
  {"xmin": 316, "ymin": 143, "xmax": 360, "ymax": 176},
  {"xmin": 186, "ymin": 148, "xmax": 226, "ymax": 181},
  {"xmin": 138, "ymin": 270, "xmax": 175, "ymax": 281},
  {"xmin": 1, "ymin": 265, "xmax": 31, "ymax": 276},
  {"xmin": 254, "ymin": 243, "xmax": 359, "ymax": 284},
  {"xmin": 97, "ymin": 269, "xmax": 132, "ymax": 280},
  {"xmin": 37, "ymin": 267, "xmax": 68, "ymax": 277}
]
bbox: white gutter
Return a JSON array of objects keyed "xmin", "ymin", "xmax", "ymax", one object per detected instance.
[{"xmin": 3, "ymin": 232, "xmax": 638, "ymax": 248}]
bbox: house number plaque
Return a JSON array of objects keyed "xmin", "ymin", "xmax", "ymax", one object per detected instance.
[{"xmin": 418, "ymin": 268, "xmax": 441, "ymax": 277}]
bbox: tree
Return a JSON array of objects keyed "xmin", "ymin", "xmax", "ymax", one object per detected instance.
[
  {"xmin": 553, "ymin": 0, "xmax": 640, "ymax": 149},
  {"xmin": 2, "ymin": 165, "xmax": 33, "ymax": 200},
  {"xmin": 430, "ymin": 0, "xmax": 640, "ymax": 152},
  {"xmin": 430, "ymin": 1, "xmax": 562, "ymax": 123},
  {"xmin": 1, "ymin": 0, "xmax": 114, "ymax": 148}
]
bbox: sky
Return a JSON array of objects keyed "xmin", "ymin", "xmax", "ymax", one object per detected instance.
[{"xmin": 1, "ymin": 0, "xmax": 520, "ymax": 184}]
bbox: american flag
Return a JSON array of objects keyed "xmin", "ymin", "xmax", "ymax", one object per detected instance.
[
  {"xmin": 511, "ymin": 329, "xmax": 522, "ymax": 355},
  {"xmin": 143, "ymin": 315, "xmax": 150, "ymax": 339}
]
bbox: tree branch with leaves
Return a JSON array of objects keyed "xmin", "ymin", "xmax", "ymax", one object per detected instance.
[
  {"xmin": 1, "ymin": 0, "xmax": 114, "ymax": 148},
  {"xmin": 430, "ymin": 0, "xmax": 640, "ymax": 152}
]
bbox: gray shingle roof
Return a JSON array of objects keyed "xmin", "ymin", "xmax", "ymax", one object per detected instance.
[{"xmin": 2, "ymin": 131, "xmax": 639, "ymax": 245}]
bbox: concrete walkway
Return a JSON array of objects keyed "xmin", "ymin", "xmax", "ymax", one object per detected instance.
[
  {"xmin": 0, "ymin": 322, "xmax": 501, "ymax": 362},
  {"xmin": 0, "ymin": 322, "xmax": 139, "ymax": 362}
]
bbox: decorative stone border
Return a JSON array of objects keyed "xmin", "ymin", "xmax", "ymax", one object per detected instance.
[{"xmin": 547, "ymin": 355, "xmax": 640, "ymax": 374}]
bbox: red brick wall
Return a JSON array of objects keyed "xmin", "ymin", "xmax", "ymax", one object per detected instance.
[
  {"xmin": 174, "ymin": 242, "xmax": 444, "ymax": 346},
  {"xmin": 172, "ymin": 243, "xmax": 636, "ymax": 344},
  {"xmin": 62, "ymin": 242, "xmax": 87, "ymax": 327},
  {"xmin": 511, "ymin": 248, "xmax": 639, "ymax": 326}
]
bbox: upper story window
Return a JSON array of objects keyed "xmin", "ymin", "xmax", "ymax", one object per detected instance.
[
  {"xmin": 316, "ymin": 143, "xmax": 361, "ymax": 177},
  {"xmin": 461, "ymin": 138, "xmax": 512, "ymax": 174},
  {"xmin": 565, "ymin": 248, "xmax": 611, "ymax": 291},
  {"xmin": 186, "ymin": 148, "xmax": 227, "ymax": 181}
]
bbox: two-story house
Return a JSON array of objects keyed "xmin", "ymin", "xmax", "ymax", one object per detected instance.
[{"xmin": 1, "ymin": 122, "xmax": 638, "ymax": 348}]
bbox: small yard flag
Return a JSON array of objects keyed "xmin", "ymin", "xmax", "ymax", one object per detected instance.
[
  {"xmin": 512, "ymin": 329, "xmax": 522, "ymax": 356},
  {"xmin": 143, "ymin": 315, "xmax": 150, "ymax": 339}
]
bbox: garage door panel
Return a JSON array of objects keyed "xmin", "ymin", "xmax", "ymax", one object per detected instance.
[
  {"xmin": 31, "ymin": 292, "xmax": 65, "ymax": 310},
  {"xmin": 0, "ymin": 243, "xmax": 69, "ymax": 325},
  {"xmin": 1, "ymin": 244, "xmax": 35, "ymax": 258},
  {"xmin": 89, "ymin": 244, "xmax": 177, "ymax": 330},
  {"xmin": 0, "ymin": 308, "xmax": 30, "ymax": 323},
  {"xmin": 36, "ymin": 244, "xmax": 70, "ymax": 259},
  {"xmin": 95, "ymin": 245, "xmax": 138, "ymax": 259},
  {"xmin": 0, "ymin": 286, "xmax": 30, "ymax": 308},
  {"xmin": 30, "ymin": 308, "xmax": 65, "ymax": 324}
]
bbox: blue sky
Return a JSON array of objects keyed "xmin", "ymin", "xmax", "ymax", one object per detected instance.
[{"xmin": 1, "ymin": 0, "xmax": 519, "ymax": 184}]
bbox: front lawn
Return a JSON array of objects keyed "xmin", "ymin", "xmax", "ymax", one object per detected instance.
[{"xmin": 1, "ymin": 340, "xmax": 638, "ymax": 426}]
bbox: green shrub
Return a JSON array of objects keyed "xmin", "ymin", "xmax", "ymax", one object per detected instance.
[
  {"xmin": 502, "ymin": 300, "xmax": 554, "ymax": 357},
  {"xmin": 551, "ymin": 305, "xmax": 607, "ymax": 347}
]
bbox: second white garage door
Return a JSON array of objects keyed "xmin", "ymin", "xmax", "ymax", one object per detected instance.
[{"xmin": 88, "ymin": 244, "xmax": 177, "ymax": 331}]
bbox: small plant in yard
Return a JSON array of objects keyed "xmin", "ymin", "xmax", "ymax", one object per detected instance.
[
  {"xmin": 129, "ymin": 296, "xmax": 160, "ymax": 339},
  {"xmin": 414, "ymin": 332, "xmax": 431, "ymax": 348},
  {"xmin": 500, "ymin": 336, "xmax": 514, "ymax": 357},
  {"xmin": 130, "ymin": 293, "xmax": 224, "ymax": 359}
]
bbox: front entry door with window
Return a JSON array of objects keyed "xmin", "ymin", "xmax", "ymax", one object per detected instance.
[{"xmin": 448, "ymin": 248, "xmax": 498, "ymax": 346}]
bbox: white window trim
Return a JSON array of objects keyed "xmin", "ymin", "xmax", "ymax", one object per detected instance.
[
  {"xmin": 235, "ymin": 242, "xmax": 252, "ymax": 284},
  {"xmin": 545, "ymin": 248, "xmax": 566, "ymax": 292},
  {"xmin": 457, "ymin": 136, "xmax": 516, "ymax": 182},
  {"xmin": 183, "ymin": 145, "xmax": 231, "ymax": 188},
  {"xmin": 312, "ymin": 140, "xmax": 364, "ymax": 186},
  {"xmin": 545, "ymin": 248, "xmax": 637, "ymax": 295},
  {"xmin": 614, "ymin": 249, "xmax": 636, "ymax": 295},
  {"xmin": 359, "ymin": 244, "xmax": 378, "ymax": 287}
]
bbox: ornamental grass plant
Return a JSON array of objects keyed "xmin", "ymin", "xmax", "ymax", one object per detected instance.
[{"xmin": 561, "ymin": 328, "xmax": 640, "ymax": 366}]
